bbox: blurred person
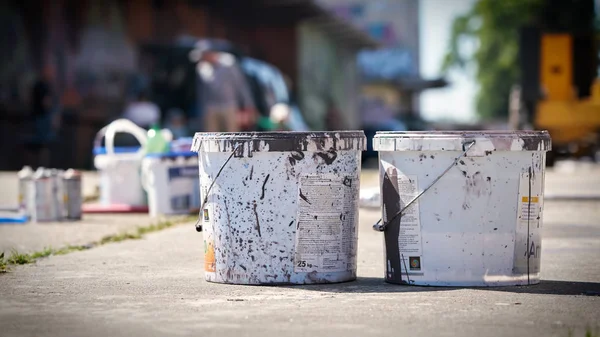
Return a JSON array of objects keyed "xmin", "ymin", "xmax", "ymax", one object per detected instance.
[
  {"xmin": 325, "ymin": 96, "xmax": 346, "ymax": 131},
  {"xmin": 197, "ymin": 51, "xmax": 256, "ymax": 132},
  {"xmin": 282, "ymin": 74, "xmax": 310, "ymax": 131},
  {"xmin": 165, "ymin": 108, "xmax": 189, "ymax": 139},
  {"xmin": 25, "ymin": 68, "xmax": 59, "ymax": 167},
  {"xmin": 122, "ymin": 90, "xmax": 160, "ymax": 129}
]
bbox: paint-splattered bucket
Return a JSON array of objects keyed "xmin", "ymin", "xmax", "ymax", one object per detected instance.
[
  {"xmin": 372, "ymin": 131, "xmax": 551, "ymax": 286},
  {"xmin": 191, "ymin": 131, "xmax": 366, "ymax": 285}
]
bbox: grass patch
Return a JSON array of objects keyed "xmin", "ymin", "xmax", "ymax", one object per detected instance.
[
  {"xmin": 137, "ymin": 220, "xmax": 175, "ymax": 235},
  {"xmin": 0, "ymin": 252, "xmax": 7, "ymax": 273},
  {"xmin": 0, "ymin": 215, "xmax": 197, "ymax": 274},
  {"xmin": 7, "ymin": 250, "xmax": 34, "ymax": 265},
  {"xmin": 99, "ymin": 232, "xmax": 142, "ymax": 245},
  {"xmin": 567, "ymin": 327, "xmax": 600, "ymax": 337},
  {"xmin": 30, "ymin": 247, "xmax": 55, "ymax": 259},
  {"xmin": 53, "ymin": 245, "xmax": 90, "ymax": 256},
  {"xmin": 586, "ymin": 327, "xmax": 600, "ymax": 337}
]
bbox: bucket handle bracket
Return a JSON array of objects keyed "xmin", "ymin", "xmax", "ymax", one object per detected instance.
[
  {"xmin": 373, "ymin": 140, "xmax": 476, "ymax": 232},
  {"xmin": 194, "ymin": 143, "xmax": 241, "ymax": 232}
]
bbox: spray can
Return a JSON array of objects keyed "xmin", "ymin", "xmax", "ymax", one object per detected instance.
[
  {"xmin": 63, "ymin": 169, "xmax": 82, "ymax": 220},
  {"xmin": 17, "ymin": 166, "xmax": 34, "ymax": 218},
  {"xmin": 31, "ymin": 168, "xmax": 54, "ymax": 222},
  {"xmin": 50, "ymin": 169, "xmax": 66, "ymax": 220}
]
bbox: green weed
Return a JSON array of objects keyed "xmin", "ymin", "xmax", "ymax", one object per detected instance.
[
  {"xmin": 7, "ymin": 250, "xmax": 33, "ymax": 265},
  {"xmin": 0, "ymin": 252, "xmax": 7, "ymax": 273},
  {"xmin": 30, "ymin": 247, "xmax": 55, "ymax": 259}
]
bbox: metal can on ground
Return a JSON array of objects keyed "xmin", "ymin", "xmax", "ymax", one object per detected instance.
[
  {"xmin": 31, "ymin": 168, "xmax": 55, "ymax": 222},
  {"xmin": 63, "ymin": 169, "xmax": 83, "ymax": 220},
  {"xmin": 50, "ymin": 169, "xmax": 66, "ymax": 220},
  {"xmin": 17, "ymin": 166, "xmax": 34, "ymax": 218}
]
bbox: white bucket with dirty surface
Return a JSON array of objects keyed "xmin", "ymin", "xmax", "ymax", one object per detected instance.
[
  {"xmin": 192, "ymin": 131, "xmax": 366, "ymax": 285},
  {"xmin": 141, "ymin": 152, "xmax": 200, "ymax": 217},
  {"xmin": 373, "ymin": 131, "xmax": 551, "ymax": 286},
  {"xmin": 93, "ymin": 119, "xmax": 147, "ymax": 207}
]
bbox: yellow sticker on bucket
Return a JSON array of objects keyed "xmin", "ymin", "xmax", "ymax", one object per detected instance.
[
  {"xmin": 204, "ymin": 241, "xmax": 216, "ymax": 273},
  {"xmin": 521, "ymin": 196, "xmax": 539, "ymax": 203}
]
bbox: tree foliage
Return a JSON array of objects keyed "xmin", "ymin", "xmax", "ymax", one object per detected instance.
[{"xmin": 442, "ymin": 0, "xmax": 543, "ymax": 120}]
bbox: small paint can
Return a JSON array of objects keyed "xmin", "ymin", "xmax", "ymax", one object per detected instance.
[
  {"xmin": 63, "ymin": 169, "xmax": 82, "ymax": 220},
  {"xmin": 31, "ymin": 168, "xmax": 55, "ymax": 222},
  {"xmin": 17, "ymin": 166, "xmax": 34, "ymax": 218},
  {"xmin": 50, "ymin": 169, "xmax": 66, "ymax": 220}
]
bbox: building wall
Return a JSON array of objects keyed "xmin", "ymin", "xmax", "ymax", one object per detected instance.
[
  {"xmin": 321, "ymin": 0, "xmax": 420, "ymax": 64},
  {"xmin": 0, "ymin": 0, "xmax": 305, "ymax": 169},
  {"xmin": 298, "ymin": 21, "xmax": 360, "ymax": 131},
  {"xmin": 318, "ymin": 0, "xmax": 422, "ymax": 119}
]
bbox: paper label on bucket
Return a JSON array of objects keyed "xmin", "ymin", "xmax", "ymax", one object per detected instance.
[
  {"xmin": 396, "ymin": 175, "xmax": 424, "ymax": 275},
  {"xmin": 294, "ymin": 173, "xmax": 358, "ymax": 273},
  {"xmin": 513, "ymin": 171, "xmax": 543, "ymax": 275},
  {"xmin": 168, "ymin": 166, "xmax": 199, "ymax": 211}
]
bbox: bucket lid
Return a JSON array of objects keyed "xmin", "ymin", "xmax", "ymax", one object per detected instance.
[
  {"xmin": 373, "ymin": 130, "xmax": 551, "ymax": 152},
  {"xmin": 145, "ymin": 151, "xmax": 197, "ymax": 159},
  {"xmin": 93, "ymin": 146, "xmax": 141, "ymax": 155},
  {"xmin": 192, "ymin": 131, "xmax": 366, "ymax": 156}
]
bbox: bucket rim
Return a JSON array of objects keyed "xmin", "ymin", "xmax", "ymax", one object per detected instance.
[
  {"xmin": 193, "ymin": 130, "xmax": 366, "ymax": 140},
  {"xmin": 374, "ymin": 130, "xmax": 550, "ymax": 139},
  {"xmin": 373, "ymin": 130, "xmax": 551, "ymax": 152},
  {"xmin": 192, "ymin": 130, "xmax": 367, "ymax": 154}
]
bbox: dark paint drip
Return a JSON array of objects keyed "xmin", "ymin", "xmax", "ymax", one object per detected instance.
[
  {"xmin": 288, "ymin": 151, "xmax": 305, "ymax": 166},
  {"xmin": 382, "ymin": 167, "xmax": 403, "ymax": 284},
  {"xmin": 260, "ymin": 174, "xmax": 270, "ymax": 200},
  {"xmin": 299, "ymin": 189, "xmax": 311, "ymax": 204},
  {"xmin": 312, "ymin": 149, "xmax": 338, "ymax": 165},
  {"xmin": 252, "ymin": 201, "xmax": 261, "ymax": 237}
]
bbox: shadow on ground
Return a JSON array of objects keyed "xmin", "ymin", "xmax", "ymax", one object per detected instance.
[
  {"xmin": 268, "ymin": 278, "xmax": 600, "ymax": 296},
  {"xmin": 269, "ymin": 277, "xmax": 458, "ymax": 293},
  {"xmin": 480, "ymin": 280, "xmax": 600, "ymax": 296}
]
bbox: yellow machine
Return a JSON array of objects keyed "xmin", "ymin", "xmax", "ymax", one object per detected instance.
[
  {"xmin": 534, "ymin": 33, "xmax": 600, "ymax": 164},
  {"xmin": 518, "ymin": 0, "xmax": 598, "ymax": 165}
]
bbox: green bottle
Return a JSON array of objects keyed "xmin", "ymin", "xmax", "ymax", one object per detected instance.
[{"xmin": 146, "ymin": 124, "xmax": 169, "ymax": 154}]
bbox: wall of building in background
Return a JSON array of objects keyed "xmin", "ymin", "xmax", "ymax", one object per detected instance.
[
  {"xmin": 298, "ymin": 21, "xmax": 360, "ymax": 131},
  {"xmin": 317, "ymin": 0, "xmax": 421, "ymax": 125},
  {"xmin": 321, "ymin": 0, "xmax": 419, "ymax": 69},
  {"xmin": 0, "ymin": 0, "xmax": 303, "ymax": 170}
]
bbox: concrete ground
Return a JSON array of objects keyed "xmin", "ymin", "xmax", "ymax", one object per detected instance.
[
  {"xmin": 1, "ymin": 161, "xmax": 599, "ymax": 337},
  {"xmin": 0, "ymin": 171, "xmax": 153, "ymax": 253}
]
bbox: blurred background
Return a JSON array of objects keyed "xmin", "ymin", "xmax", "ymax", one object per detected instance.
[{"xmin": 0, "ymin": 0, "xmax": 598, "ymax": 169}]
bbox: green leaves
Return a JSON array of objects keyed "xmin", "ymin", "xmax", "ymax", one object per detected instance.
[{"xmin": 442, "ymin": 0, "xmax": 543, "ymax": 119}]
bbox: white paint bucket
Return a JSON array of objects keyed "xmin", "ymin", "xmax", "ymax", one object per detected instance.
[
  {"xmin": 373, "ymin": 131, "xmax": 551, "ymax": 286},
  {"xmin": 141, "ymin": 152, "xmax": 200, "ymax": 217},
  {"xmin": 93, "ymin": 119, "xmax": 147, "ymax": 207},
  {"xmin": 192, "ymin": 131, "xmax": 366, "ymax": 285}
]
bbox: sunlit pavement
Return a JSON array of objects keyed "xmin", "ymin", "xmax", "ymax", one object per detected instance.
[{"xmin": 0, "ymin": 161, "xmax": 599, "ymax": 337}]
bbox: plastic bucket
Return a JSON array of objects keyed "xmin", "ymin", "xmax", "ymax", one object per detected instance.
[
  {"xmin": 192, "ymin": 131, "xmax": 366, "ymax": 285},
  {"xmin": 141, "ymin": 151, "xmax": 200, "ymax": 217},
  {"xmin": 372, "ymin": 131, "xmax": 552, "ymax": 286},
  {"xmin": 93, "ymin": 119, "xmax": 147, "ymax": 207}
]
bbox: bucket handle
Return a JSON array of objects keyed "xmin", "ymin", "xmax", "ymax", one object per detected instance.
[
  {"xmin": 372, "ymin": 140, "xmax": 476, "ymax": 232},
  {"xmin": 194, "ymin": 143, "xmax": 241, "ymax": 232}
]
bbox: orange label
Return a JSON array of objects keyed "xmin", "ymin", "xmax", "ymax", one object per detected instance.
[
  {"xmin": 204, "ymin": 240, "xmax": 216, "ymax": 272},
  {"xmin": 522, "ymin": 196, "xmax": 539, "ymax": 203}
]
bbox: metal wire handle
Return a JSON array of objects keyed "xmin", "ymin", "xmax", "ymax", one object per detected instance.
[
  {"xmin": 372, "ymin": 140, "xmax": 477, "ymax": 232},
  {"xmin": 194, "ymin": 143, "xmax": 241, "ymax": 232}
]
